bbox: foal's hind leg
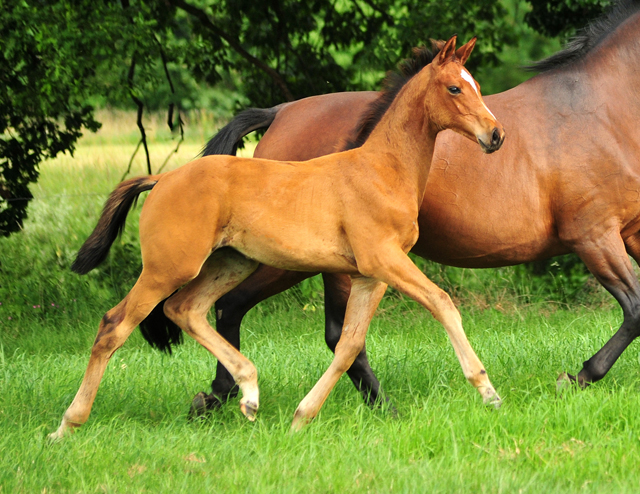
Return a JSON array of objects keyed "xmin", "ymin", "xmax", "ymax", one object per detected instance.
[
  {"xmin": 292, "ymin": 276, "xmax": 387, "ymax": 430},
  {"xmin": 562, "ymin": 230, "xmax": 640, "ymax": 387},
  {"xmin": 49, "ymin": 272, "xmax": 178, "ymax": 440},
  {"xmin": 163, "ymin": 249, "xmax": 261, "ymax": 420},
  {"xmin": 196, "ymin": 266, "xmax": 317, "ymax": 413}
]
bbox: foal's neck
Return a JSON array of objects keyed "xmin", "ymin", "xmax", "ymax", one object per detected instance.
[{"xmin": 360, "ymin": 68, "xmax": 439, "ymax": 199}]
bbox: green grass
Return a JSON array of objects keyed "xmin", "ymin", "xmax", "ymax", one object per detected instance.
[{"xmin": 2, "ymin": 123, "xmax": 640, "ymax": 492}]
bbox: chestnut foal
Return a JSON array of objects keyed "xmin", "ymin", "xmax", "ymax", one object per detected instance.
[{"xmin": 50, "ymin": 36, "xmax": 504, "ymax": 439}]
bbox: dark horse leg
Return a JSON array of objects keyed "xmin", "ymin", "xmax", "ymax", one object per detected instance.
[
  {"xmin": 191, "ymin": 265, "xmax": 389, "ymax": 415},
  {"xmin": 562, "ymin": 230, "xmax": 640, "ymax": 387},
  {"xmin": 322, "ymin": 273, "xmax": 392, "ymax": 408}
]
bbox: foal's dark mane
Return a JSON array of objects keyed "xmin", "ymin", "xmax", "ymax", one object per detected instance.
[
  {"xmin": 529, "ymin": 0, "xmax": 640, "ymax": 73},
  {"xmin": 341, "ymin": 43, "xmax": 441, "ymax": 151}
]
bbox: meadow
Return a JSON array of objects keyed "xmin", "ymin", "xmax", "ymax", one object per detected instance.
[{"xmin": 2, "ymin": 113, "xmax": 640, "ymax": 493}]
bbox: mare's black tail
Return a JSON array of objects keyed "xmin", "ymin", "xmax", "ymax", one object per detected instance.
[{"xmin": 201, "ymin": 106, "xmax": 281, "ymax": 156}]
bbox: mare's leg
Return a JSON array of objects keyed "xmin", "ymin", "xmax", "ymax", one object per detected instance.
[
  {"xmin": 364, "ymin": 249, "xmax": 501, "ymax": 407},
  {"xmin": 323, "ymin": 273, "xmax": 388, "ymax": 407},
  {"xmin": 194, "ymin": 269, "xmax": 389, "ymax": 415},
  {"xmin": 49, "ymin": 271, "xmax": 181, "ymax": 440},
  {"xmin": 562, "ymin": 230, "xmax": 640, "ymax": 386},
  {"xmin": 292, "ymin": 276, "xmax": 388, "ymax": 430},
  {"xmin": 192, "ymin": 266, "xmax": 316, "ymax": 414},
  {"xmin": 164, "ymin": 250, "xmax": 261, "ymax": 419}
]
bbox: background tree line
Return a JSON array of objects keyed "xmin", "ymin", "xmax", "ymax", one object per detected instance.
[{"xmin": 0, "ymin": 0, "xmax": 610, "ymax": 237}]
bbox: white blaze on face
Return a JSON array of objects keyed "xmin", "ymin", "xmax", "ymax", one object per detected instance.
[
  {"xmin": 460, "ymin": 68, "xmax": 497, "ymax": 120},
  {"xmin": 460, "ymin": 68, "xmax": 479, "ymax": 94}
]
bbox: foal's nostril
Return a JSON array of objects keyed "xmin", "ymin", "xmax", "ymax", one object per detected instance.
[{"xmin": 491, "ymin": 128, "xmax": 501, "ymax": 146}]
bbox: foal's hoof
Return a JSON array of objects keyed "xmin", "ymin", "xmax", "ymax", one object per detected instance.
[
  {"xmin": 291, "ymin": 409, "xmax": 313, "ymax": 432},
  {"xmin": 47, "ymin": 418, "xmax": 79, "ymax": 442},
  {"xmin": 47, "ymin": 431, "xmax": 64, "ymax": 443},
  {"xmin": 480, "ymin": 387, "xmax": 502, "ymax": 409},
  {"xmin": 484, "ymin": 393, "xmax": 502, "ymax": 410},
  {"xmin": 239, "ymin": 400, "xmax": 258, "ymax": 422}
]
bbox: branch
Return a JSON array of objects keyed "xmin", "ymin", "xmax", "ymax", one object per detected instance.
[
  {"xmin": 167, "ymin": 0, "xmax": 295, "ymax": 102},
  {"xmin": 127, "ymin": 57, "xmax": 152, "ymax": 176},
  {"xmin": 154, "ymin": 35, "xmax": 185, "ymax": 173},
  {"xmin": 120, "ymin": 140, "xmax": 142, "ymax": 182}
]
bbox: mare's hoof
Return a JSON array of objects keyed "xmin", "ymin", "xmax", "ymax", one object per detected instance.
[
  {"xmin": 556, "ymin": 372, "xmax": 579, "ymax": 394},
  {"xmin": 240, "ymin": 400, "xmax": 258, "ymax": 421},
  {"xmin": 189, "ymin": 392, "xmax": 209, "ymax": 419},
  {"xmin": 385, "ymin": 403, "xmax": 399, "ymax": 419},
  {"xmin": 188, "ymin": 391, "xmax": 226, "ymax": 419},
  {"xmin": 368, "ymin": 393, "xmax": 398, "ymax": 417}
]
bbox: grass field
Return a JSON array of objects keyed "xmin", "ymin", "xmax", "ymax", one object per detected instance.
[{"xmin": 2, "ymin": 115, "xmax": 640, "ymax": 492}]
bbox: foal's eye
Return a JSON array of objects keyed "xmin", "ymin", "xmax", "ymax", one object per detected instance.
[{"xmin": 448, "ymin": 86, "xmax": 461, "ymax": 95}]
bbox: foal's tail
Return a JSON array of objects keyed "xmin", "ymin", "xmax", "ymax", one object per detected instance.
[
  {"xmin": 201, "ymin": 106, "xmax": 282, "ymax": 156},
  {"xmin": 71, "ymin": 176, "xmax": 159, "ymax": 275},
  {"xmin": 73, "ymin": 174, "xmax": 182, "ymax": 353}
]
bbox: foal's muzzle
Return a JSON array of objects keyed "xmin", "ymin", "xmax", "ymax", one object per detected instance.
[{"xmin": 478, "ymin": 127, "xmax": 505, "ymax": 154}]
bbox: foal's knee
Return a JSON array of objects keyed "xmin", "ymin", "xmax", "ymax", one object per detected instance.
[
  {"xmin": 334, "ymin": 338, "xmax": 365, "ymax": 373},
  {"xmin": 428, "ymin": 290, "xmax": 461, "ymax": 325}
]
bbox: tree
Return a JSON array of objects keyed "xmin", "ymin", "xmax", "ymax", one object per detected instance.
[
  {"xmin": 0, "ymin": 0, "xmax": 609, "ymax": 236},
  {"xmin": 526, "ymin": 0, "xmax": 608, "ymax": 37}
]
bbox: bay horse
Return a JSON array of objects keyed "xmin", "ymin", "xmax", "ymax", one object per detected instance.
[
  {"xmin": 49, "ymin": 36, "xmax": 505, "ymax": 439},
  {"xmin": 185, "ymin": 0, "xmax": 640, "ymax": 414}
]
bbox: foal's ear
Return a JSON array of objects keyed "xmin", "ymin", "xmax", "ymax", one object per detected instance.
[
  {"xmin": 455, "ymin": 37, "xmax": 477, "ymax": 65},
  {"xmin": 435, "ymin": 35, "xmax": 457, "ymax": 66}
]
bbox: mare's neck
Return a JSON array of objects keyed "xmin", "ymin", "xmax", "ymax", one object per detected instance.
[
  {"xmin": 536, "ymin": 10, "xmax": 640, "ymax": 110},
  {"xmin": 360, "ymin": 68, "xmax": 439, "ymax": 200}
]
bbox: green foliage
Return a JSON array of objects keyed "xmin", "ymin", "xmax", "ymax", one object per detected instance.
[
  {"xmin": 526, "ymin": 0, "xmax": 610, "ymax": 37},
  {"xmin": 519, "ymin": 255, "xmax": 593, "ymax": 303},
  {"xmin": 0, "ymin": 0, "xmax": 105, "ymax": 235}
]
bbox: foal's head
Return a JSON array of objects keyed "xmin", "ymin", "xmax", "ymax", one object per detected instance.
[{"xmin": 427, "ymin": 36, "xmax": 505, "ymax": 154}]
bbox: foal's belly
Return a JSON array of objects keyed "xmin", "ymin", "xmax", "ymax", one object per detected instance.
[{"xmin": 226, "ymin": 229, "xmax": 359, "ymax": 274}]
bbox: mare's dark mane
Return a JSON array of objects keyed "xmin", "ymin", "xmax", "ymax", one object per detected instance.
[
  {"xmin": 342, "ymin": 43, "xmax": 441, "ymax": 151},
  {"xmin": 529, "ymin": 0, "xmax": 640, "ymax": 73}
]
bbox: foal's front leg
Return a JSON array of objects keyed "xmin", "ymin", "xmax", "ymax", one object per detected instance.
[
  {"xmin": 370, "ymin": 249, "xmax": 501, "ymax": 407},
  {"xmin": 292, "ymin": 276, "xmax": 388, "ymax": 430}
]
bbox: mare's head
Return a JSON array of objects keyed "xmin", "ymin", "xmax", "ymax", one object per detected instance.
[{"xmin": 427, "ymin": 36, "xmax": 505, "ymax": 154}]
